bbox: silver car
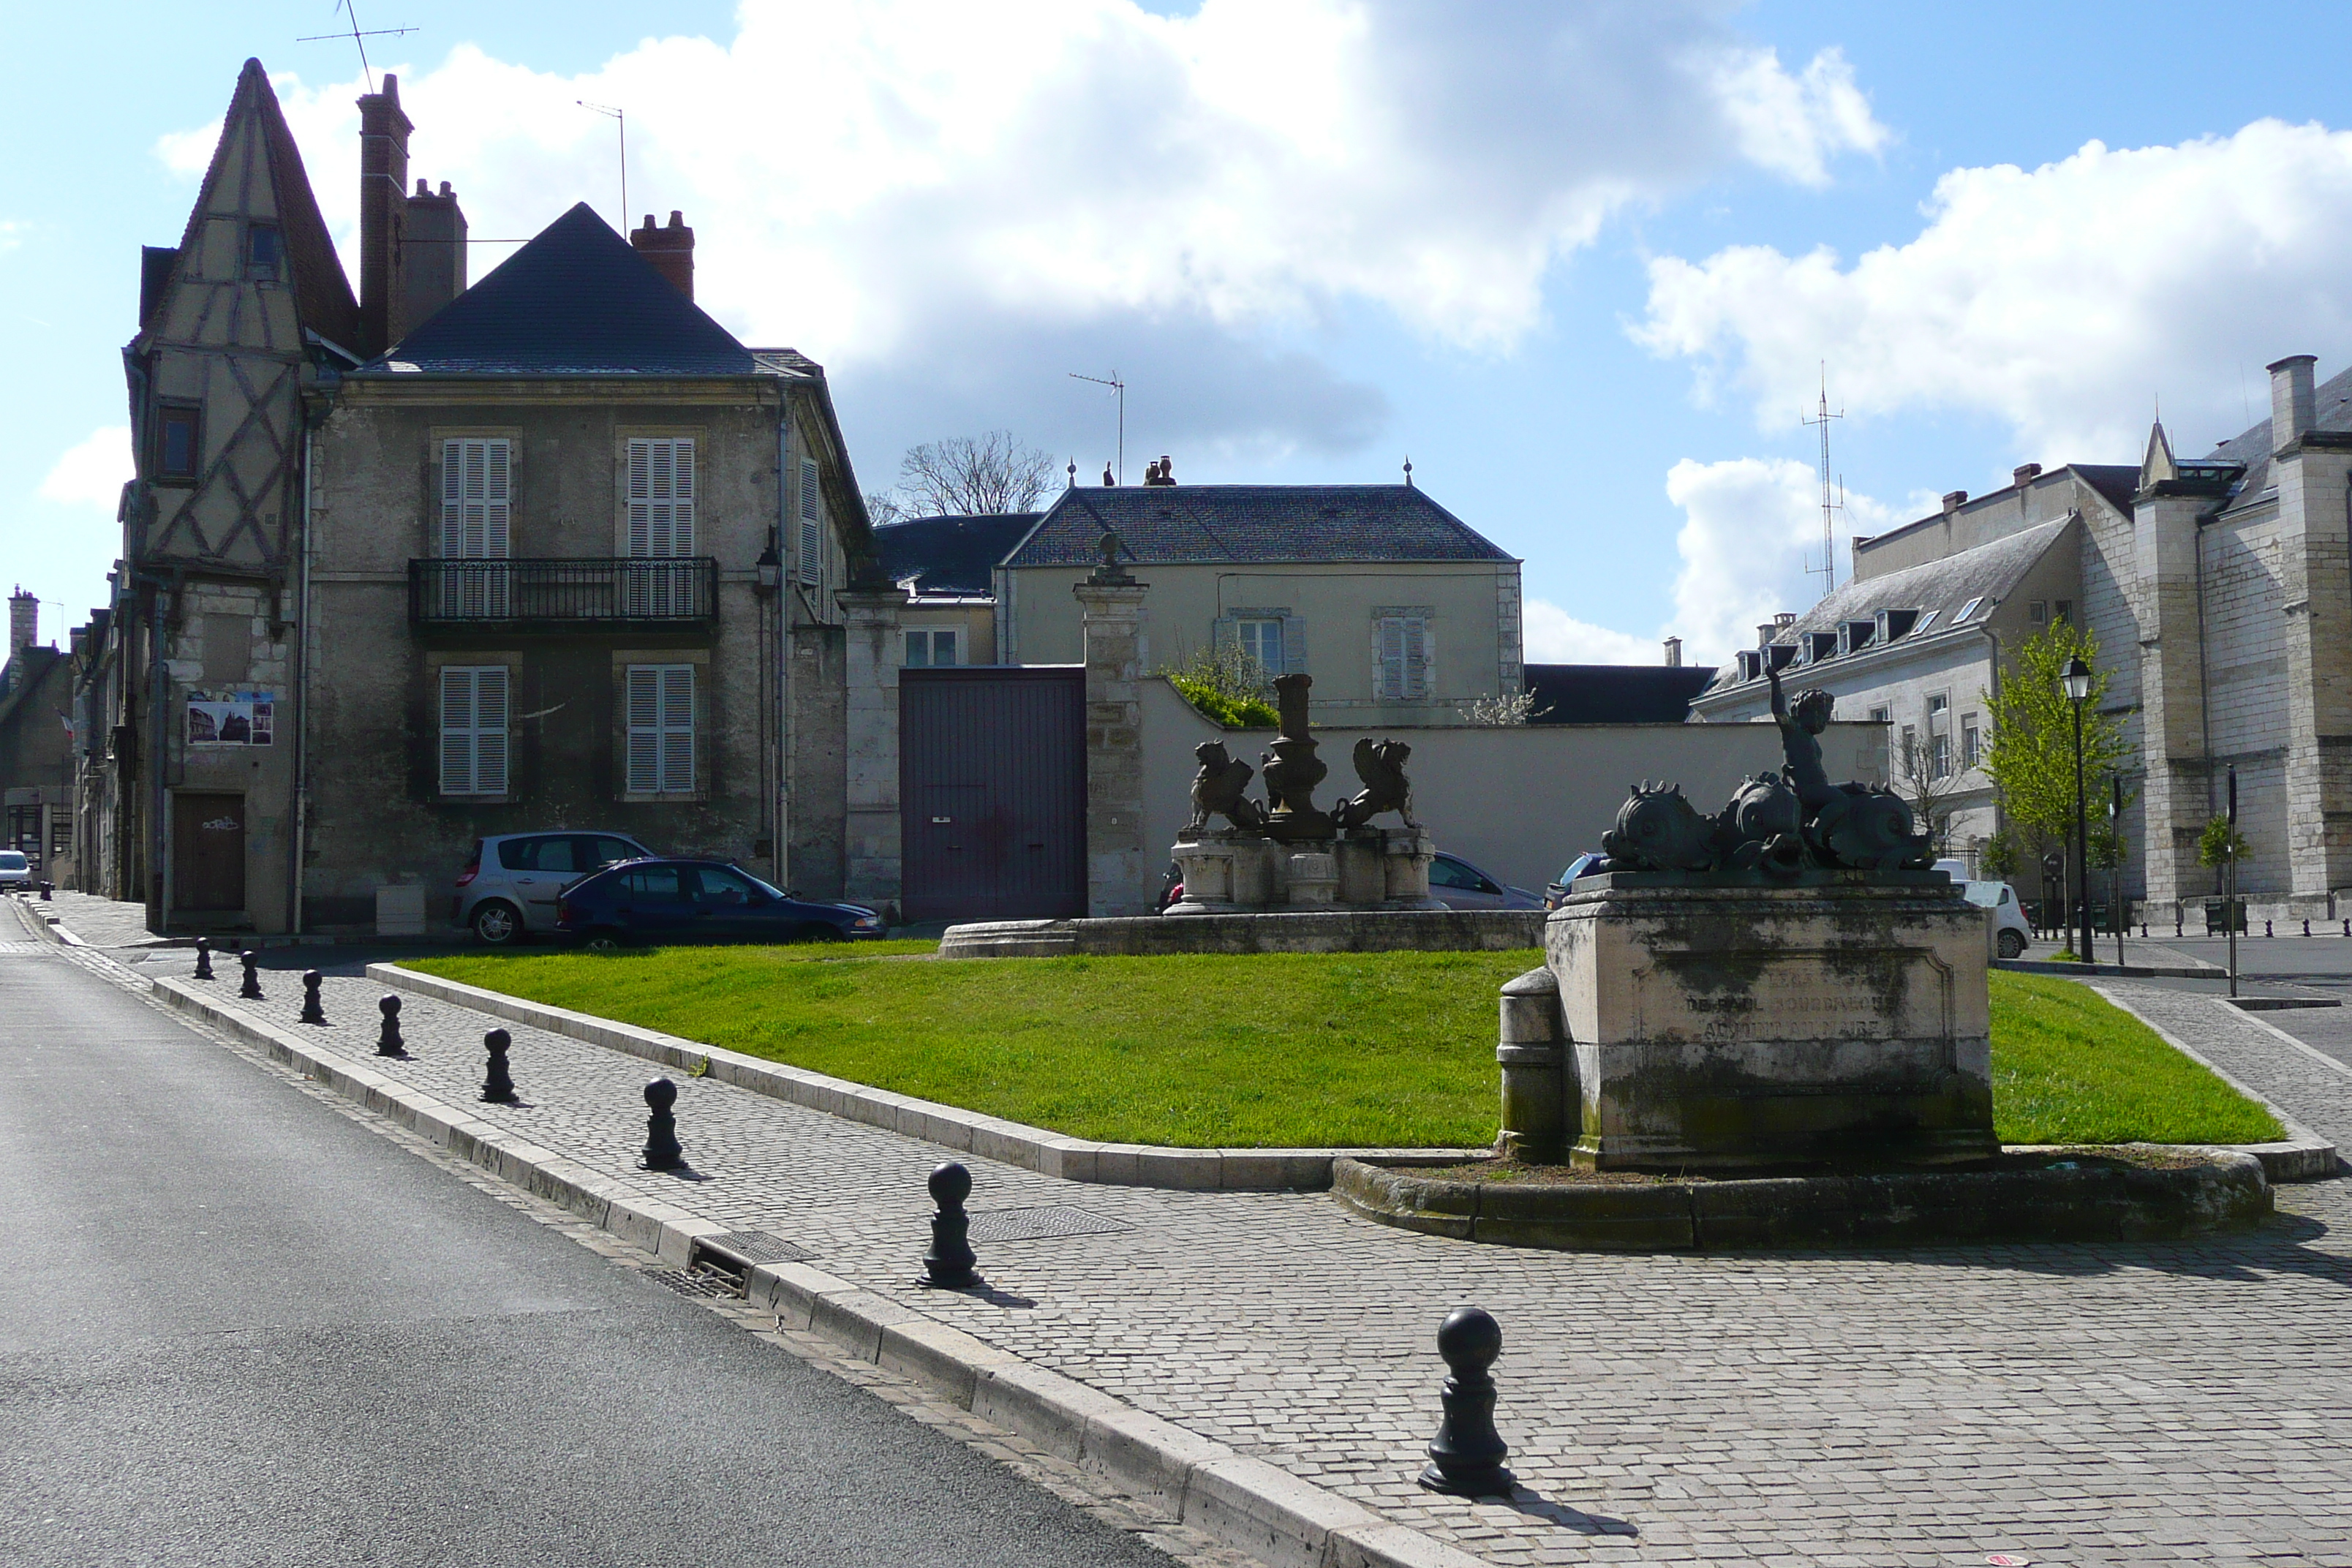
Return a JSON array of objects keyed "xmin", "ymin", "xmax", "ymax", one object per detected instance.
[
  {"xmin": 455, "ymin": 831, "xmax": 656, "ymax": 945},
  {"xmin": 1428, "ymin": 851, "xmax": 1544, "ymax": 911}
]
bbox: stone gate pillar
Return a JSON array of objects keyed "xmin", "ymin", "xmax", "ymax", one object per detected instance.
[
  {"xmin": 839, "ymin": 585, "xmax": 907, "ymax": 913},
  {"xmin": 1074, "ymin": 544, "xmax": 1149, "ymax": 917}
]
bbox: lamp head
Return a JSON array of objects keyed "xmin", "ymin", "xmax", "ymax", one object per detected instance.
[{"xmin": 2060, "ymin": 655, "xmax": 2092, "ymax": 703}]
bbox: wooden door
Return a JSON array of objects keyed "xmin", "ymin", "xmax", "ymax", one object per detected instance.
[
  {"xmin": 173, "ymin": 793, "xmax": 246, "ymax": 912},
  {"xmin": 899, "ymin": 668, "xmax": 1085, "ymax": 922}
]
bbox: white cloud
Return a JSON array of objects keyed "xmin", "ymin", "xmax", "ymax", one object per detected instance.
[
  {"xmin": 0, "ymin": 220, "xmax": 25, "ymax": 255},
  {"xmin": 1637, "ymin": 118, "xmax": 2352, "ymax": 459},
  {"xmin": 38, "ymin": 426, "xmax": 132, "ymax": 510},
  {"xmin": 164, "ymin": 1, "xmax": 1883, "ymax": 464},
  {"xmin": 1523, "ymin": 599, "xmax": 1658, "ymax": 664}
]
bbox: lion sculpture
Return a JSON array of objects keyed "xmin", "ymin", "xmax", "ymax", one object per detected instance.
[{"xmin": 1186, "ymin": 741, "xmax": 1263, "ymax": 834}]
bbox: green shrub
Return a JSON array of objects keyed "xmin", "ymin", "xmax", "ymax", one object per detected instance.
[{"xmin": 1168, "ymin": 674, "xmax": 1278, "ymax": 728}]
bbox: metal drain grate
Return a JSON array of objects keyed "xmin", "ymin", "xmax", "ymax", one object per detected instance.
[
  {"xmin": 701, "ymin": 1229, "xmax": 814, "ymax": 1264},
  {"xmin": 965, "ymin": 1206, "xmax": 1135, "ymax": 1243},
  {"xmin": 644, "ymin": 1266, "xmax": 740, "ymax": 1300}
]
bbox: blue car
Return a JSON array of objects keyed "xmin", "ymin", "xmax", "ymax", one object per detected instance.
[{"xmin": 557, "ymin": 858, "xmax": 884, "ymax": 947}]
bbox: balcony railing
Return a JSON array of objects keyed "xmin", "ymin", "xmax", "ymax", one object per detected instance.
[{"xmin": 409, "ymin": 557, "xmax": 719, "ymax": 628}]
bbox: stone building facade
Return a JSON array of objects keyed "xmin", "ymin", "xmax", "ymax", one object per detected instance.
[
  {"xmin": 83, "ymin": 59, "xmax": 881, "ymax": 935},
  {"xmin": 1695, "ymin": 353, "xmax": 2352, "ymax": 924}
]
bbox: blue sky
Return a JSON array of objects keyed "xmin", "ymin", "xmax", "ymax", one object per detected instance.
[{"xmin": 12, "ymin": 1, "xmax": 2352, "ymax": 664}]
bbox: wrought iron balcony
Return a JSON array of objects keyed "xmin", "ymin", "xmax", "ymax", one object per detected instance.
[{"xmin": 408, "ymin": 557, "xmax": 719, "ymax": 628}]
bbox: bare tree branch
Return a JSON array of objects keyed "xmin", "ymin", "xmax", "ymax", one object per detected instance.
[
  {"xmin": 894, "ymin": 431, "xmax": 1060, "ymax": 516},
  {"xmin": 864, "ymin": 490, "xmax": 906, "ymax": 527}
]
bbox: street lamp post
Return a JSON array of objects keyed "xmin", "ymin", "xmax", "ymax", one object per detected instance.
[
  {"xmin": 2062, "ymin": 655, "xmax": 2095, "ymax": 962},
  {"xmin": 2108, "ymin": 772, "xmax": 2125, "ymax": 968}
]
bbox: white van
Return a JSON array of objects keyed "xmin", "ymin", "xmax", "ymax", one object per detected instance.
[{"xmin": 0, "ymin": 850, "xmax": 31, "ymax": 891}]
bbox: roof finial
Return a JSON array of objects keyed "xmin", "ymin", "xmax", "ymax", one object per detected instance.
[
  {"xmin": 1403, "ymin": 456, "xmax": 1414, "ymax": 488},
  {"xmin": 1066, "ymin": 459, "xmax": 1077, "ymax": 490}
]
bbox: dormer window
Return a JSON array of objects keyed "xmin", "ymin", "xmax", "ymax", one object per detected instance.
[
  {"xmin": 1954, "ymin": 596, "xmax": 1983, "ymax": 622},
  {"xmin": 247, "ymin": 222, "xmax": 282, "ymax": 282}
]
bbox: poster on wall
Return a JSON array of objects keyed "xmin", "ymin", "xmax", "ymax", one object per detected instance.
[{"xmin": 186, "ymin": 692, "xmax": 274, "ymax": 747}]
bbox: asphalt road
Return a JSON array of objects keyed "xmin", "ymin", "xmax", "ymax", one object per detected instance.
[{"xmin": 0, "ymin": 946, "xmax": 1176, "ymax": 1568}]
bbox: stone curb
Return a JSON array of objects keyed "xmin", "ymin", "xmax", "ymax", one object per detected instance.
[
  {"xmin": 146, "ymin": 973, "xmax": 1491, "ymax": 1568},
  {"xmin": 367, "ymin": 962, "xmax": 1485, "ymax": 1193},
  {"xmin": 1331, "ymin": 1150, "xmax": 2274, "ymax": 1252},
  {"xmin": 1996, "ymin": 957, "xmax": 2220, "ymax": 980},
  {"xmin": 2081, "ymin": 984, "xmax": 2342, "ymax": 1182}
]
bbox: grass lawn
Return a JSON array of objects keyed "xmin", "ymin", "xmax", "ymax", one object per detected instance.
[{"xmin": 402, "ymin": 946, "xmax": 2282, "ymax": 1149}]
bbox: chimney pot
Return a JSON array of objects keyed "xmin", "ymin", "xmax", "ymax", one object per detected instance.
[
  {"xmin": 439, "ymin": 180, "xmax": 453, "ymax": 197},
  {"xmin": 10, "ymin": 588, "xmax": 37, "ymax": 658},
  {"xmin": 1942, "ymin": 490, "xmax": 1968, "ymax": 515},
  {"xmin": 1663, "ymin": 636, "xmax": 1683, "ymax": 668},
  {"xmin": 2269, "ymin": 354, "xmax": 2319, "ymax": 453},
  {"xmin": 631, "ymin": 211, "xmax": 696, "ymax": 301},
  {"xmin": 2013, "ymin": 463, "xmax": 2043, "ymax": 487}
]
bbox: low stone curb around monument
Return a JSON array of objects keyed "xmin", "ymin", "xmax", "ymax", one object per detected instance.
[
  {"xmin": 1329, "ymin": 1150, "xmax": 2275, "ymax": 1253},
  {"xmin": 938, "ymin": 909, "xmax": 1546, "ymax": 958},
  {"xmin": 366, "ymin": 964, "xmax": 1487, "ymax": 1193},
  {"xmin": 141, "ymin": 973, "xmax": 1492, "ymax": 1568}
]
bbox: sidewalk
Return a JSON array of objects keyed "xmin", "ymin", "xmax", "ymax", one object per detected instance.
[{"xmin": 46, "ymin": 909, "xmax": 2352, "ymax": 1567}]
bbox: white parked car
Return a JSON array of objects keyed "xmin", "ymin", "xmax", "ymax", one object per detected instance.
[
  {"xmin": 454, "ymin": 831, "xmax": 657, "ymax": 945},
  {"xmin": 1961, "ymin": 878, "xmax": 2032, "ymax": 960},
  {"xmin": 0, "ymin": 850, "xmax": 29, "ymax": 891}
]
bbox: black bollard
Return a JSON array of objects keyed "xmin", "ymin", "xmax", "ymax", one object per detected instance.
[
  {"xmin": 640, "ymin": 1078, "xmax": 684, "ymax": 1171},
  {"xmin": 2306, "ymin": 919, "xmax": 2314, "ymax": 938},
  {"xmin": 2175, "ymin": 913, "xmax": 2185, "ymax": 938},
  {"xmin": 2139, "ymin": 922, "xmax": 2149, "ymax": 939},
  {"xmin": 921, "ymin": 1161, "xmax": 979, "ymax": 1288},
  {"xmin": 2266, "ymin": 919, "xmax": 2275, "ymax": 938},
  {"xmin": 193, "ymin": 936, "xmax": 214, "ymax": 981},
  {"xmin": 39, "ymin": 881, "xmax": 51, "ymax": 901},
  {"xmin": 481, "ymin": 1028, "xmax": 516, "ymax": 1103},
  {"xmin": 238, "ymin": 949, "xmax": 263, "ymax": 1000},
  {"xmin": 376, "ymin": 994, "xmax": 404, "ymax": 1056},
  {"xmin": 1420, "ymin": 1306, "xmax": 1514, "ymax": 1497},
  {"xmin": 299, "ymin": 969, "xmax": 328, "ymax": 1025}
]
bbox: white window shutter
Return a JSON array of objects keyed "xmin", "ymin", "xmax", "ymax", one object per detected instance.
[
  {"xmin": 625, "ymin": 666, "xmax": 660, "ymax": 794},
  {"xmin": 440, "ymin": 440, "xmax": 466, "ymax": 559},
  {"xmin": 1282, "ymin": 614, "xmax": 1308, "ymax": 675},
  {"xmin": 670, "ymin": 440, "xmax": 694, "ymax": 555},
  {"xmin": 483, "ymin": 440, "xmax": 510, "ymax": 559},
  {"xmin": 1406, "ymin": 619, "xmax": 1431, "ymax": 700},
  {"xmin": 440, "ymin": 666, "xmax": 473, "ymax": 794},
  {"xmin": 660, "ymin": 665, "xmax": 695, "ymax": 794},
  {"xmin": 474, "ymin": 667, "xmax": 509, "ymax": 794},
  {"xmin": 1378, "ymin": 619, "xmax": 1406, "ymax": 699},
  {"xmin": 627, "ymin": 440, "xmax": 652, "ymax": 557}
]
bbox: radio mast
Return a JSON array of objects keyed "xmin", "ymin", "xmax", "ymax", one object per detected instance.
[{"xmin": 1801, "ymin": 365, "xmax": 1844, "ymax": 600}]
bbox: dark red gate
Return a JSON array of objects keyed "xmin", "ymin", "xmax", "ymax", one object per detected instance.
[{"xmin": 899, "ymin": 666, "xmax": 1085, "ymax": 923}]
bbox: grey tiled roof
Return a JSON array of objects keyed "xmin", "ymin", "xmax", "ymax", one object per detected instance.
[
  {"xmin": 355, "ymin": 203, "xmax": 758, "ymax": 377},
  {"xmin": 1005, "ymin": 484, "xmax": 1512, "ymax": 568},
  {"xmin": 1700, "ymin": 516, "xmax": 2075, "ymax": 696},
  {"xmin": 873, "ymin": 513, "xmax": 1039, "ymax": 596}
]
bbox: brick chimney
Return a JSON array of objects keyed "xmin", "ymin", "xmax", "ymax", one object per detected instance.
[
  {"xmin": 357, "ymin": 75, "xmax": 413, "ymax": 354},
  {"xmin": 402, "ymin": 178, "xmax": 467, "ymax": 329},
  {"xmin": 10, "ymin": 588, "xmax": 36, "ymax": 658},
  {"xmin": 1942, "ymin": 490, "xmax": 1968, "ymax": 516},
  {"xmin": 2012, "ymin": 463, "xmax": 2043, "ymax": 488},
  {"xmin": 2269, "ymin": 354, "xmax": 2318, "ymax": 453},
  {"xmin": 631, "ymin": 211, "xmax": 694, "ymax": 300}
]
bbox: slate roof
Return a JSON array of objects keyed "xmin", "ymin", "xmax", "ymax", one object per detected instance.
[
  {"xmin": 2201, "ymin": 362, "xmax": 2352, "ymax": 506},
  {"xmin": 356, "ymin": 203, "xmax": 757, "ymax": 377},
  {"xmin": 2072, "ymin": 464, "xmax": 2140, "ymax": 516},
  {"xmin": 1700, "ymin": 516, "xmax": 2076, "ymax": 696},
  {"xmin": 873, "ymin": 513, "xmax": 1039, "ymax": 597},
  {"xmin": 1524, "ymin": 664, "xmax": 1719, "ymax": 725},
  {"xmin": 1004, "ymin": 485, "xmax": 1513, "ymax": 568}
]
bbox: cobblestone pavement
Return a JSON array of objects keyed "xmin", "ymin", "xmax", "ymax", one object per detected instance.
[{"xmin": 80, "ymin": 944, "xmax": 2347, "ymax": 1568}]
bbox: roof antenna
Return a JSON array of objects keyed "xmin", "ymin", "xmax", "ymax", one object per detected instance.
[
  {"xmin": 1069, "ymin": 370, "xmax": 1124, "ymax": 486},
  {"xmin": 577, "ymin": 100, "xmax": 626, "ymax": 231},
  {"xmin": 298, "ymin": 0, "xmax": 417, "ymax": 94},
  {"xmin": 1801, "ymin": 362, "xmax": 1844, "ymax": 602},
  {"xmin": 1403, "ymin": 457, "xmax": 1413, "ymax": 488}
]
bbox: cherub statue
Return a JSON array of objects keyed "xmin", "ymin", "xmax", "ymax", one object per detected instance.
[
  {"xmin": 1335, "ymin": 736, "xmax": 1418, "ymax": 829},
  {"xmin": 1186, "ymin": 741, "xmax": 1262, "ymax": 833}
]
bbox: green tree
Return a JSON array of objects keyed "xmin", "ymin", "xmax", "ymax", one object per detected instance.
[
  {"xmin": 2196, "ymin": 815, "xmax": 2250, "ymax": 870},
  {"xmin": 1977, "ymin": 826, "xmax": 2019, "ymax": 880},
  {"xmin": 1980, "ymin": 619, "xmax": 2128, "ymax": 858}
]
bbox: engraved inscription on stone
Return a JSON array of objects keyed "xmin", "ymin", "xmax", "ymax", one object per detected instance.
[{"xmin": 1635, "ymin": 949, "xmax": 1952, "ymax": 1042}]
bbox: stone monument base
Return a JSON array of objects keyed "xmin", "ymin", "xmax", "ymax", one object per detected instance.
[
  {"xmin": 1166, "ymin": 826, "xmax": 1441, "ymax": 915},
  {"xmin": 1543, "ymin": 873, "xmax": 1997, "ymax": 1173}
]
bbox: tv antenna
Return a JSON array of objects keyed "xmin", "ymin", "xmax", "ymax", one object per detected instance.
[
  {"xmin": 298, "ymin": 1, "xmax": 415, "ymax": 95},
  {"xmin": 1069, "ymin": 371, "xmax": 1124, "ymax": 484},
  {"xmin": 577, "ymin": 101, "xmax": 627, "ymax": 230},
  {"xmin": 1801, "ymin": 363, "xmax": 1845, "ymax": 600}
]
